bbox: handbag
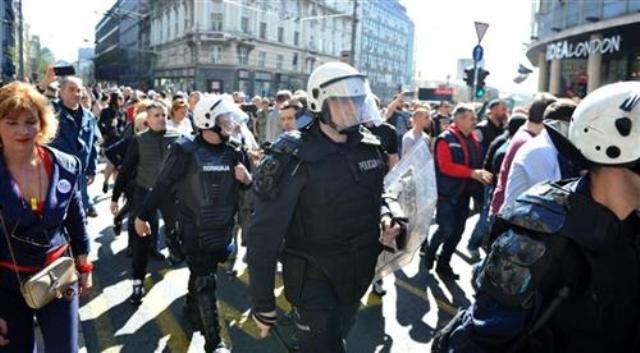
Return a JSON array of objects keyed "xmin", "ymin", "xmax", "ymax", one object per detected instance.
[{"xmin": 0, "ymin": 211, "xmax": 78, "ymax": 310}]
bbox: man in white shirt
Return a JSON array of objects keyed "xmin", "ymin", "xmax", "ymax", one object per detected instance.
[
  {"xmin": 503, "ymin": 99, "xmax": 577, "ymax": 211},
  {"xmin": 402, "ymin": 105, "xmax": 432, "ymax": 156}
]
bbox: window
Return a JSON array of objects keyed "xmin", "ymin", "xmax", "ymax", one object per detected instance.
[
  {"xmin": 212, "ymin": 45, "xmax": 221, "ymax": 63},
  {"xmin": 309, "ymin": 35, "xmax": 316, "ymax": 50},
  {"xmin": 292, "ymin": 53, "xmax": 299, "ymax": 71},
  {"xmin": 241, "ymin": 16, "xmax": 250, "ymax": 34},
  {"xmin": 239, "ymin": 47, "xmax": 249, "ymax": 65},
  {"xmin": 258, "ymin": 51, "xmax": 266, "ymax": 67},
  {"xmin": 276, "ymin": 54, "xmax": 284, "ymax": 69},
  {"xmin": 294, "ymin": 31, "xmax": 299, "ymax": 46},
  {"xmin": 277, "ymin": 27, "xmax": 284, "ymax": 43},
  {"xmin": 259, "ymin": 22, "xmax": 267, "ymax": 39},
  {"xmin": 211, "ymin": 13, "xmax": 223, "ymax": 31}
]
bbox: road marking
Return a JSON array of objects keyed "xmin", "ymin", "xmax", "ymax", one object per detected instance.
[
  {"xmin": 79, "ymin": 275, "xmax": 120, "ymax": 353},
  {"xmin": 221, "ymin": 301, "xmax": 262, "ymax": 339},
  {"xmin": 394, "ymin": 278, "xmax": 458, "ymax": 316}
]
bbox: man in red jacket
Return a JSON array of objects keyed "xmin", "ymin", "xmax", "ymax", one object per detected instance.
[{"xmin": 424, "ymin": 104, "xmax": 493, "ymax": 279}]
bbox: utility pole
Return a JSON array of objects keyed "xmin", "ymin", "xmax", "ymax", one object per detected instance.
[
  {"xmin": 349, "ymin": 0, "xmax": 358, "ymax": 67},
  {"xmin": 18, "ymin": 0, "xmax": 24, "ymax": 80}
]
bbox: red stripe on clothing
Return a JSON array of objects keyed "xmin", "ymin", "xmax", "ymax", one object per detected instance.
[
  {"xmin": 435, "ymin": 127, "xmax": 474, "ymax": 179},
  {"xmin": 0, "ymin": 244, "xmax": 68, "ymax": 273},
  {"xmin": 33, "ymin": 146, "xmax": 53, "ymax": 217}
]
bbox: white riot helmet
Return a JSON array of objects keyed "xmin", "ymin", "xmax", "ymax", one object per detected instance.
[
  {"xmin": 193, "ymin": 94, "xmax": 247, "ymax": 133},
  {"xmin": 306, "ymin": 61, "xmax": 382, "ymax": 131},
  {"xmin": 568, "ymin": 82, "xmax": 640, "ymax": 166}
]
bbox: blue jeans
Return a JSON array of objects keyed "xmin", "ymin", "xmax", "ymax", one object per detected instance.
[
  {"xmin": 295, "ymin": 278, "xmax": 360, "ymax": 353},
  {"xmin": 79, "ymin": 173, "xmax": 93, "ymax": 212},
  {"xmin": 468, "ymin": 185, "xmax": 493, "ymax": 250},
  {"xmin": 428, "ymin": 195, "xmax": 471, "ymax": 264},
  {"xmin": 0, "ymin": 270, "xmax": 79, "ymax": 353}
]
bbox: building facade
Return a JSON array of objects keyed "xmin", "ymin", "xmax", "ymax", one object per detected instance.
[
  {"xmin": 330, "ymin": 0, "xmax": 414, "ymax": 103},
  {"xmin": 76, "ymin": 47, "xmax": 95, "ymax": 84},
  {"xmin": 527, "ymin": 0, "xmax": 640, "ymax": 97},
  {"xmin": 0, "ymin": 0, "xmax": 16, "ymax": 82},
  {"xmin": 94, "ymin": 0, "xmax": 151, "ymax": 88},
  {"xmin": 149, "ymin": 0, "xmax": 352, "ymax": 95}
]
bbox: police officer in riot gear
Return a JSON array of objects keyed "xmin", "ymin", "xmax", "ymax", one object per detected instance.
[
  {"xmin": 134, "ymin": 94, "xmax": 253, "ymax": 353},
  {"xmin": 247, "ymin": 62, "xmax": 404, "ymax": 353},
  {"xmin": 432, "ymin": 82, "xmax": 640, "ymax": 353}
]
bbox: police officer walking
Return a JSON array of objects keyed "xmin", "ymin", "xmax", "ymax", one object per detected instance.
[
  {"xmin": 433, "ymin": 82, "xmax": 640, "ymax": 353},
  {"xmin": 247, "ymin": 62, "xmax": 403, "ymax": 353},
  {"xmin": 134, "ymin": 94, "xmax": 252, "ymax": 353}
]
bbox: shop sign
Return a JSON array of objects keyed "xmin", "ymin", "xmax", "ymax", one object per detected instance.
[
  {"xmin": 546, "ymin": 35, "xmax": 621, "ymax": 60},
  {"xmin": 238, "ymin": 69, "xmax": 250, "ymax": 79},
  {"xmin": 255, "ymin": 72, "xmax": 272, "ymax": 81}
]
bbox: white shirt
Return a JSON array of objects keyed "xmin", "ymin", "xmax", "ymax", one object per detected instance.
[
  {"xmin": 503, "ymin": 130, "xmax": 561, "ymax": 211},
  {"xmin": 166, "ymin": 117, "xmax": 193, "ymax": 136},
  {"xmin": 401, "ymin": 129, "xmax": 430, "ymax": 157}
]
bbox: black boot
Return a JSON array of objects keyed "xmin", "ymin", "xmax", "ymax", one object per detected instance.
[
  {"xmin": 423, "ymin": 247, "xmax": 436, "ymax": 271},
  {"xmin": 435, "ymin": 261, "xmax": 460, "ymax": 280}
]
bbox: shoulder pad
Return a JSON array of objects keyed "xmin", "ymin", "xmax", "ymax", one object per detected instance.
[
  {"xmin": 268, "ymin": 130, "xmax": 302, "ymax": 155},
  {"xmin": 359, "ymin": 126, "xmax": 381, "ymax": 146},
  {"xmin": 499, "ymin": 182, "xmax": 570, "ymax": 234},
  {"xmin": 226, "ymin": 137, "xmax": 243, "ymax": 150},
  {"xmin": 478, "ymin": 228, "xmax": 566, "ymax": 308},
  {"xmin": 254, "ymin": 133, "xmax": 302, "ymax": 201},
  {"xmin": 175, "ymin": 135, "xmax": 198, "ymax": 152}
]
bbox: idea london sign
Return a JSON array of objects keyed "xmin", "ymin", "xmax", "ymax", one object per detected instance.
[{"xmin": 546, "ymin": 35, "xmax": 622, "ymax": 61}]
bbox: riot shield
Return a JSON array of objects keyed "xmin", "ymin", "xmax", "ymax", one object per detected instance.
[{"xmin": 374, "ymin": 139, "xmax": 437, "ymax": 280}]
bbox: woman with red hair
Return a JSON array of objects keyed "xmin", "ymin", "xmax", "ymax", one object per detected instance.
[{"xmin": 0, "ymin": 81, "xmax": 92, "ymax": 353}]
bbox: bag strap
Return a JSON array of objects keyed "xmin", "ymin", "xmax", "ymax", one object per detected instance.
[{"xmin": 0, "ymin": 209, "xmax": 24, "ymax": 285}]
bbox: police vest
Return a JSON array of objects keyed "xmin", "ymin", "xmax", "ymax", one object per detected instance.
[
  {"xmin": 485, "ymin": 179, "xmax": 640, "ymax": 353},
  {"xmin": 284, "ymin": 126, "xmax": 385, "ymax": 304},
  {"xmin": 136, "ymin": 130, "xmax": 181, "ymax": 188},
  {"xmin": 175, "ymin": 139, "xmax": 239, "ymax": 252},
  {"xmin": 434, "ymin": 127, "xmax": 479, "ymax": 199}
]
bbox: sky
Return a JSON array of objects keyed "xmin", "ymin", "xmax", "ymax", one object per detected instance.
[{"xmin": 23, "ymin": 0, "xmax": 538, "ymax": 94}]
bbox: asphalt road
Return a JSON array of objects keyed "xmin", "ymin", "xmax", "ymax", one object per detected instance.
[{"xmin": 78, "ymin": 169, "xmax": 481, "ymax": 353}]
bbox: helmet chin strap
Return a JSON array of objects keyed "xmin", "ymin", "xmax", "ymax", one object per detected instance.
[
  {"xmin": 320, "ymin": 110, "xmax": 359, "ymax": 135},
  {"xmin": 208, "ymin": 125, "xmax": 228, "ymax": 142}
]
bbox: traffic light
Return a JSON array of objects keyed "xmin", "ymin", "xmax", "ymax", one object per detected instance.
[
  {"xmin": 576, "ymin": 82, "xmax": 587, "ymax": 98},
  {"xmin": 475, "ymin": 68, "xmax": 490, "ymax": 98},
  {"xmin": 463, "ymin": 67, "xmax": 474, "ymax": 87}
]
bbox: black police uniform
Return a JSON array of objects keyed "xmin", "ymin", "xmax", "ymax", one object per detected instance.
[
  {"xmin": 248, "ymin": 120, "xmax": 401, "ymax": 353},
  {"xmin": 137, "ymin": 134, "xmax": 251, "ymax": 352},
  {"xmin": 432, "ymin": 176, "xmax": 640, "ymax": 353}
]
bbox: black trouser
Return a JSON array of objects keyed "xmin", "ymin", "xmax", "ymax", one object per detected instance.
[
  {"xmin": 130, "ymin": 185, "xmax": 177, "ymax": 280},
  {"xmin": 294, "ymin": 277, "xmax": 360, "ymax": 353},
  {"xmin": 184, "ymin": 239, "xmax": 228, "ymax": 351}
]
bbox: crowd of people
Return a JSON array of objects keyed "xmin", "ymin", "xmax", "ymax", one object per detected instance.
[{"xmin": 0, "ymin": 60, "xmax": 639, "ymax": 353}]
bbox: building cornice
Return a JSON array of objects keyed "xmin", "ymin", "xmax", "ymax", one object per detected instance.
[{"xmin": 526, "ymin": 11, "xmax": 640, "ymax": 64}]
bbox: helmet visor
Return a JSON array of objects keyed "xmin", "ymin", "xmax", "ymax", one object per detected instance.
[
  {"xmin": 324, "ymin": 94, "xmax": 383, "ymax": 131},
  {"xmin": 215, "ymin": 111, "xmax": 244, "ymax": 135},
  {"xmin": 322, "ymin": 78, "xmax": 382, "ymax": 131}
]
